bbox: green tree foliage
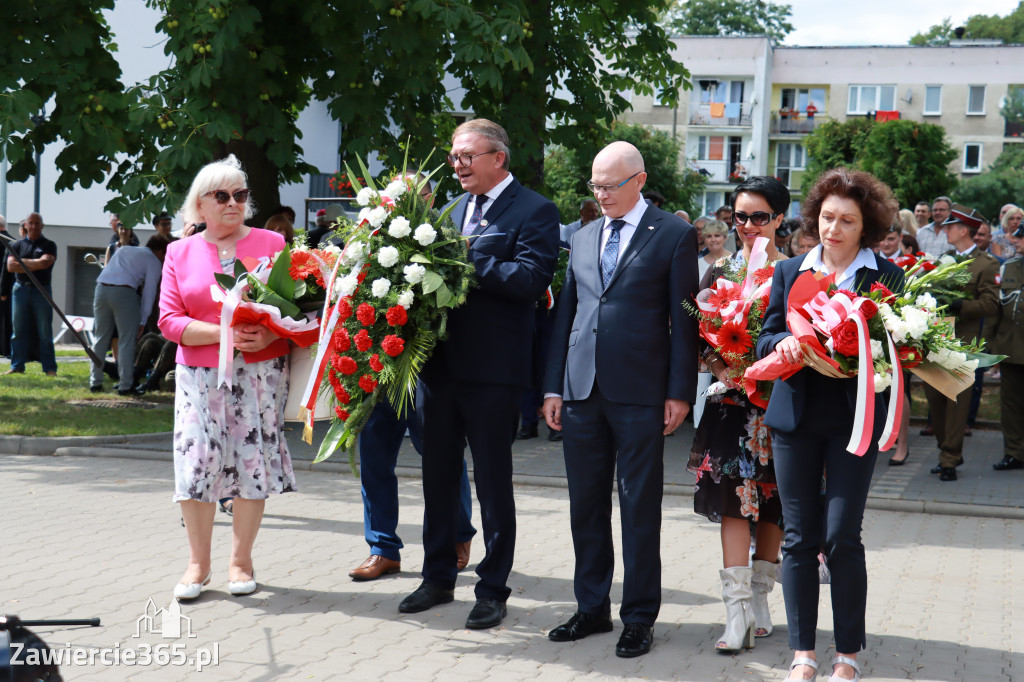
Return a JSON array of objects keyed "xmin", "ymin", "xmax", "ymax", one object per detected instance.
[
  {"xmin": 800, "ymin": 118, "xmax": 874, "ymax": 196},
  {"xmin": 954, "ymin": 146, "xmax": 1024, "ymax": 222},
  {"xmin": 545, "ymin": 121, "xmax": 707, "ymax": 222},
  {"xmin": 1, "ymin": 0, "xmax": 688, "ymax": 226},
  {"xmin": 664, "ymin": 0, "xmax": 794, "ymax": 42},
  {"xmin": 910, "ymin": 2, "xmax": 1024, "ymax": 44},
  {"xmin": 802, "ymin": 119, "xmax": 958, "ymax": 207}
]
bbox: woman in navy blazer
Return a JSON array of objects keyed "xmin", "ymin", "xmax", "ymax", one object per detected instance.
[{"xmin": 755, "ymin": 168, "xmax": 904, "ymax": 681}]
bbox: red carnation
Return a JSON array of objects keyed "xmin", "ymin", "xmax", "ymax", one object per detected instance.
[
  {"xmin": 334, "ymin": 355, "xmax": 358, "ymax": 375},
  {"xmin": 354, "ymin": 328, "xmax": 373, "ymax": 352},
  {"xmin": 897, "ymin": 345, "xmax": 924, "ymax": 369},
  {"xmin": 381, "ymin": 334, "xmax": 405, "ymax": 357},
  {"xmin": 335, "ymin": 385, "xmax": 351, "ymax": 404},
  {"xmin": 335, "ymin": 407, "xmax": 350, "ymax": 421},
  {"xmin": 920, "ymin": 261, "xmax": 936, "ymax": 272},
  {"xmin": 369, "ymin": 354, "xmax": 384, "ymax": 372},
  {"xmin": 356, "ymin": 303, "xmax": 376, "ymax": 326},
  {"xmin": 830, "ymin": 319, "xmax": 860, "ymax": 357},
  {"xmin": 332, "ymin": 327, "xmax": 351, "ymax": 352},
  {"xmin": 357, "ymin": 262, "xmax": 371, "ymax": 284},
  {"xmin": 336, "ymin": 298, "xmax": 353, "ymax": 321},
  {"xmin": 870, "ymin": 282, "xmax": 897, "ymax": 304},
  {"xmin": 836, "ymin": 288, "xmax": 859, "ymax": 300},
  {"xmin": 858, "ymin": 298, "xmax": 878, "ymax": 319},
  {"xmin": 386, "ymin": 305, "xmax": 408, "ymax": 326},
  {"xmin": 328, "ymin": 370, "xmax": 341, "ymax": 391},
  {"xmin": 359, "ymin": 375, "xmax": 378, "ymax": 392}
]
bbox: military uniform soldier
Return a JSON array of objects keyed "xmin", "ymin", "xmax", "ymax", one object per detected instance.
[
  {"xmin": 925, "ymin": 205, "xmax": 1000, "ymax": 481},
  {"xmin": 991, "ymin": 242, "xmax": 1024, "ymax": 471}
]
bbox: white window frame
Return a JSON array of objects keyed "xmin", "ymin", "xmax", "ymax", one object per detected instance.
[
  {"xmin": 967, "ymin": 85, "xmax": 986, "ymax": 115},
  {"xmin": 963, "ymin": 142, "xmax": 983, "ymax": 173},
  {"xmin": 923, "ymin": 85, "xmax": 942, "ymax": 116},
  {"xmin": 847, "ymin": 84, "xmax": 896, "ymax": 115},
  {"xmin": 776, "ymin": 143, "xmax": 806, "ymax": 170}
]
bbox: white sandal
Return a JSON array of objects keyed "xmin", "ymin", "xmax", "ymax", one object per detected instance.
[
  {"xmin": 829, "ymin": 655, "xmax": 861, "ymax": 681},
  {"xmin": 786, "ymin": 656, "xmax": 818, "ymax": 680}
]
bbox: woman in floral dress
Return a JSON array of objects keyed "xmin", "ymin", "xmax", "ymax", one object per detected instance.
[
  {"xmin": 687, "ymin": 176, "xmax": 790, "ymax": 653},
  {"xmin": 159, "ymin": 154, "xmax": 297, "ymax": 601}
]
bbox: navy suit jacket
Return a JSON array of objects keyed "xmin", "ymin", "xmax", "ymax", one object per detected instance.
[
  {"xmin": 544, "ymin": 204, "xmax": 700, "ymax": 406},
  {"xmin": 427, "ymin": 178, "xmax": 559, "ymax": 388},
  {"xmin": 755, "ymin": 253, "xmax": 905, "ymax": 432}
]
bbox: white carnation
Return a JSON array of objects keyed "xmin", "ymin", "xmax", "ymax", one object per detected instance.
[
  {"xmin": 356, "ymin": 187, "xmax": 377, "ymax": 207},
  {"xmin": 321, "ymin": 243, "xmax": 342, "ymax": 258},
  {"xmin": 366, "ymin": 206, "xmax": 388, "ymax": 228},
  {"xmin": 388, "ymin": 216, "xmax": 412, "ymax": 238},
  {"xmin": 964, "ymin": 358, "xmax": 980, "ymax": 373},
  {"xmin": 377, "ymin": 246, "xmax": 400, "ymax": 268},
  {"xmin": 383, "ymin": 179, "xmax": 407, "ymax": 199},
  {"xmin": 342, "ymin": 240, "xmax": 365, "ymax": 266},
  {"xmin": 336, "ymin": 273, "xmax": 359, "ymax": 297},
  {"xmin": 874, "ymin": 371, "xmax": 892, "ymax": 393},
  {"xmin": 397, "ymin": 289, "xmax": 415, "ymax": 309},
  {"xmin": 903, "ymin": 307, "xmax": 930, "ymax": 340},
  {"xmin": 403, "ymin": 263, "xmax": 426, "ymax": 284},
  {"xmin": 413, "ymin": 224, "xmax": 437, "ymax": 246},
  {"xmin": 371, "ymin": 278, "xmax": 391, "ymax": 298},
  {"xmin": 937, "ymin": 254, "xmax": 956, "ymax": 266},
  {"xmin": 870, "ymin": 339, "xmax": 884, "ymax": 360},
  {"xmin": 916, "ymin": 293, "xmax": 938, "ymax": 310}
]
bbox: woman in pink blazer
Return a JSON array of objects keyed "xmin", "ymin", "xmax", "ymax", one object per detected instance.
[{"xmin": 159, "ymin": 154, "xmax": 297, "ymax": 601}]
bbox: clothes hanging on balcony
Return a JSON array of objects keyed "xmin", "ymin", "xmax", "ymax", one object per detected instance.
[
  {"xmin": 710, "ymin": 102, "xmax": 726, "ymax": 118},
  {"xmin": 725, "ymin": 102, "xmax": 741, "ymax": 119},
  {"xmin": 875, "ymin": 110, "xmax": 900, "ymax": 122}
]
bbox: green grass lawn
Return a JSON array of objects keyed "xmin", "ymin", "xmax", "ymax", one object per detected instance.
[{"xmin": 0, "ymin": 362, "xmax": 173, "ymax": 436}]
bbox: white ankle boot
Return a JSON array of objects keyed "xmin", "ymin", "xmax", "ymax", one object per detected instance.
[
  {"xmin": 716, "ymin": 566, "xmax": 754, "ymax": 652},
  {"xmin": 751, "ymin": 559, "xmax": 778, "ymax": 637}
]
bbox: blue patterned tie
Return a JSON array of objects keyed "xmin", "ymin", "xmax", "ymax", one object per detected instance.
[
  {"xmin": 601, "ymin": 219, "xmax": 626, "ymax": 288},
  {"xmin": 463, "ymin": 194, "xmax": 488, "ymax": 235}
]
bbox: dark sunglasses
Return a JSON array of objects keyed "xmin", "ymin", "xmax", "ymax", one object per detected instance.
[
  {"xmin": 732, "ymin": 210, "xmax": 781, "ymax": 227},
  {"xmin": 203, "ymin": 189, "xmax": 250, "ymax": 205}
]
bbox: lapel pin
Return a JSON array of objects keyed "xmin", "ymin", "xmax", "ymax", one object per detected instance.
[
  {"xmin": 647, "ymin": 225, "xmax": 654, "ymax": 230},
  {"xmin": 480, "ymin": 220, "xmax": 489, "ymax": 227}
]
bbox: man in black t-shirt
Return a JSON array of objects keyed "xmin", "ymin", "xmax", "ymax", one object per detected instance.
[{"xmin": 6, "ymin": 213, "xmax": 58, "ymax": 375}]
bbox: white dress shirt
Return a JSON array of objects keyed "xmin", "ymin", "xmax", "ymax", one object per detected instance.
[
  {"xmin": 599, "ymin": 196, "xmax": 648, "ymax": 265},
  {"xmin": 798, "ymin": 244, "xmax": 877, "ymax": 291},
  {"xmin": 460, "ymin": 173, "xmax": 515, "ymax": 233}
]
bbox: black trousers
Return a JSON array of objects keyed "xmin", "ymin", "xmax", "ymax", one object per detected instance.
[
  {"xmin": 772, "ymin": 423, "xmax": 878, "ymax": 653},
  {"xmin": 1001, "ymin": 363, "xmax": 1024, "ymax": 462},
  {"xmin": 416, "ymin": 372, "xmax": 519, "ymax": 601},
  {"xmin": 562, "ymin": 383, "xmax": 665, "ymax": 626}
]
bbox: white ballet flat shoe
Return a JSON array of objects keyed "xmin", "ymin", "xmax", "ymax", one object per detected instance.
[
  {"xmin": 228, "ymin": 573, "xmax": 256, "ymax": 596},
  {"xmin": 173, "ymin": 571, "xmax": 212, "ymax": 601}
]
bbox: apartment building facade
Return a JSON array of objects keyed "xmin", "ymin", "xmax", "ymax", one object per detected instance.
[{"xmin": 623, "ymin": 36, "xmax": 1024, "ymax": 217}]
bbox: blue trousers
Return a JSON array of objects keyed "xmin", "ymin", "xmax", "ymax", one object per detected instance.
[
  {"xmin": 11, "ymin": 283, "xmax": 57, "ymax": 373},
  {"xmin": 358, "ymin": 399, "xmax": 475, "ymax": 562},
  {"xmin": 772, "ymin": 425, "xmax": 878, "ymax": 653}
]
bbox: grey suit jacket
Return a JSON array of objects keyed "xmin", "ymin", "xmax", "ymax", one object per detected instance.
[{"xmin": 544, "ymin": 204, "xmax": 700, "ymax": 406}]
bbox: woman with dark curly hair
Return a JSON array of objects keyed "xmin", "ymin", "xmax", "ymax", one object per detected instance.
[{"xmin": 756, "ymin": 168, "xmax": 905, "ymax": 681}]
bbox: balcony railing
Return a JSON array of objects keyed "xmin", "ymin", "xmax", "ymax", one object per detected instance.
[
  {"xmin": 770, "ymin": 111, "xmax": 829, "ymax": 134},
  {"xmin": 1006, "ymin": 120, "xmax": 1024, "ymax": 138},
  {"xmin": 687, "ymin": 158, "xmax": 754, "ymax": 184},
  {"xmin": 689, "ymin": 103, "xmax": 752, "ymax": 127}
]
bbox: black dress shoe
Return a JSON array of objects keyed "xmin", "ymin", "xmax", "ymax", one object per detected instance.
[
  {"xmin": 939, "ymin": 467, "xmax": 957, "ymax": 481},
  {"xmin": 516, "ymin": 423, "xmax": 539, "ymax": 440},
  {"xmin": 90, "ymin": 384, "xmax": 103, "ymax": 393},
  {"xmin": 931, "ymin": 457, "xmax": 963, "ymax": 474},
  {"xmin": 547, "ymin": 429, "xmax": 562, "ymax": 442},
  {"xmin": 993, "ymin": 455, "xmax": 1024, "ymax": 471},
  {"xmin": 615, "ymin": 623, "xmax": 653, "ymax": 658},
  {"xmin": 398, "ymin": 581, "xmax": 454, "ymax": 614},
  {"xmin": 465, "ymin": 598, "xmax": 506, "ymax": 629},
  {"xmin": 888, "ymin": 454, "xmax": 908, "ymax": 466},
  {"xmin": 548, "ymin": 611, "xmax": 613, "ymax": 642},
  {"xmin": 117, "ymin": 387, "xmax": 145, "ymax": 397}
]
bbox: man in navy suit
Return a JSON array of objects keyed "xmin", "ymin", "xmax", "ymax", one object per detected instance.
[
  {"xmin": 398, "ymin": 119, "xmax": 560, "ymax": 629},
  {"xmin": 542, "ymin": 141, "xmax": 699, "ymax": 657}
]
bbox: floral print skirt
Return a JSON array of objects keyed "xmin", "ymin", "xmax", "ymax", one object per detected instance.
[
  {"xmin": 172, "ymin": 354, "xmax": 298, "ymax": 502},
  {"xmin": 687, "ymin": 396, "xmax": 782, "ymax": 527}
]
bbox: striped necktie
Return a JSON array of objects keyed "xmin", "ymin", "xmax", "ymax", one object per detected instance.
[{"xmin": 601, "ymin": 219, "xmax": 626, "ymax": 288}]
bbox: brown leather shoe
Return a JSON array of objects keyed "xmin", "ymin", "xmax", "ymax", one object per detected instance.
[
  {"xmin": 348, "ymin": 555, "xmax": 400, "ymax": 581},
  {"xmin": 456, "ymin": 541, "xmax": 471, "ymax": 571}
]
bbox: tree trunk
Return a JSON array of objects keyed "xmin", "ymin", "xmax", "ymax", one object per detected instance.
[{"xmin": 223, "ymin": 139, "xmax": 281, "ymax": 229}]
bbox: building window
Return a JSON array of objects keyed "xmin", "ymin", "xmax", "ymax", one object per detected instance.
[
  {"xmin": 781, "ymin": 87, "xmax": 826, "ymax": 115},
  {"xmin": 963, "ymin": 143, "xmax": 983, "ymax": 173},
  {"xmin": 924, "ymin": 85, "xmax": 942, "ymax": 115},
  {"xmin": 967, "ymin": 85, "xmax": 986, "ymax": 115},
  {"xmin": 775, "ymin": 143, "xmax": 805, "ymax": 186},
  {"xmin": 848, "ymin": 85, "xmax": 896, "ymax": 115}
]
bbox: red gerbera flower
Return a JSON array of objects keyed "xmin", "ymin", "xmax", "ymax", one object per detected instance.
[
  {"xmin": 381, "ymin": 334, "xmax": 405, "ymax": 357},
  {"xmin": 356, "ymin": 303, "xmax": 376, "ymax": 326},
  {"xmin": 386, "ymin": 305, "xmax": 408, "ymax": 327},
  {"xmin": 289, "ymin": 250, "xmax": 319, "ymax": 281},
  {"xmin": 708, "ymin": 286, "xmax": 742, "ymax": 311},
  {"xmin": 753, "ymin": 266, "xmax": 774, "ymax": 286},
  {"xmin": 354, "ymin": 328, "xmax": 373, "ymax": 352},
  {"xmin": 359, "ymin": 375, "xmax": 378, "ymax": 392},
  {"xmin": 717, "ymin": 320, "xmax": 753, "ymax": 356},
  {"xmin": 369, "ymin": 354, "xmax": 384, "ymax": 372}
]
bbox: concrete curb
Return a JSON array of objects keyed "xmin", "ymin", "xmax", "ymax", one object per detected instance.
[
  {"xmin": 1, "ymin": 432, "xmax": 171, "ymax": 456},
  {"xmin": 36, "ymin": 444, "xmax": 1024, "ymax": 521}
]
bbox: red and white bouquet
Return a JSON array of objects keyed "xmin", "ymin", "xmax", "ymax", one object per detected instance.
[
  {"xmin": 687, "ymin": 237, "xmax": 778, "ymax": 407},
  {"xmin": 296, "ymin": 156, "xmax": 475, "ymax": 465}
]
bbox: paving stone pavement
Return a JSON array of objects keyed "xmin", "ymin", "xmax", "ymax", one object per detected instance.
[{"xmin": 3, "ymin": 451, "xmax": 1022, "ymax": 681}]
